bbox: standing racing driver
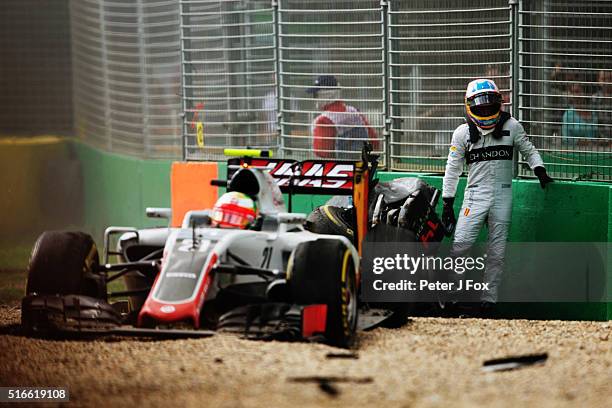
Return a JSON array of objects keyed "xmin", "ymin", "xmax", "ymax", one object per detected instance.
[{"xmin": 441, "ymin": 78, "xmax": 554, "ymax": 314}]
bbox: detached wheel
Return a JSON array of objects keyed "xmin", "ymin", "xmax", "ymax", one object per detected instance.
[
  {"xmin": 287, "ymin": 239, "xmax": 358, "ymax": 348},
  {"xmin": 305, "ymin": 206, "xmax": 354, "ymax": 242},
  {"xmin": 26, "ymin": 231, "xmax": 106, "ymax": 299}
]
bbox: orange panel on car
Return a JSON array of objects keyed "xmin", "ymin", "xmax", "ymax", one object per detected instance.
[{"xmin": 171, "ymin": 162, "xmax": 219, "ymax": 227}]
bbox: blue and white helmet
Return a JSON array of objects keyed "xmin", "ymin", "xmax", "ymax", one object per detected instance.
[{"xmin": 465, "ymin": 79, "xmax": 503, "ymax": 129}]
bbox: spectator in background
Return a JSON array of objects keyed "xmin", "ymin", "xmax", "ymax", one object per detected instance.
[
  {"xmin": 561, "ymin": 82, "xmax": 599, "ymax": 148},
  {"xmin": 549, "ymin": 64, "xmax": 577, "ymax": 135},
  {"xmin": 307, "ymin": 75, "xmax": 379, "ymax": 159}
]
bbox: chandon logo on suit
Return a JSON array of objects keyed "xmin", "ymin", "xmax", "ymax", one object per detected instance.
[{"xmin": 466, "ymin": 145, "xmax": 513, "ymax": 164}]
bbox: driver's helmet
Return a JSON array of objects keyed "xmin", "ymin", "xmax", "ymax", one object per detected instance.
[
  {"xmin": 465, "ymin": 78, "xmax": 503, "ymax": 129},
  {"xmin": 211, "ymin": 192, "xmax": 258, "ymax": 229}
]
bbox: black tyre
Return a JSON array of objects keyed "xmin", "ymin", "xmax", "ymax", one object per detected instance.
[
  {"xmin": 26, "ymin": 231, "xmax": 106, "ymax": 299},
  {"xmin": 304, "ymin": 205, "xmax": 354, "ymax": 242},
  {"xmin": 287, "ymin": 239, "xmax": 358, "ymax": 348}
]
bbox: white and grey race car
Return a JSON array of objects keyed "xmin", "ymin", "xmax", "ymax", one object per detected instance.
[
  {"xmin": 22, "ymin": 146, "xmax": 445, "ymax": 346},
  {"xmin": 22, "ymin": 153, "xmax": 364, "ymax": 347}
]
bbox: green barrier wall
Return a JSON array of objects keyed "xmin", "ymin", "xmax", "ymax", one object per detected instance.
[{"xmin": 72, "ymin": 142, "xmax": 173, "ymax": 241}]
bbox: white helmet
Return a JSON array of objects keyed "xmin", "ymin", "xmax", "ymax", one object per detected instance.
[{"xmin": 465, "ymin": 78, "xmax": 503, "ymax": 129}]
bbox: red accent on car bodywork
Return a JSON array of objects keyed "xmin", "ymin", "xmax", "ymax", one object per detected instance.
[
  {"xmin": 137, "ymin": 253, "xmax": 218, "ymax": 329},
  {"xmin": 419, "ymin": 220, "xmax": 440, "ymax": 249},
  {"xmin": 301, "ymin": 304, "xmax": 327, "ymax": 337}
]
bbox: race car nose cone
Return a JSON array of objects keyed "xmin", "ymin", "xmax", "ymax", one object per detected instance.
[{"xmin": 138, "ymin": 299, "xmax": 200, "ymax": 328}]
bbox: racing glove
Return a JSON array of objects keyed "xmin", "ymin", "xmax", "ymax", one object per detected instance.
[
  {"xmin": 442, "ymin": 197, "xmax": 457, "ymax": 237},
  {"xmin": 534, "ymin": 166, "xmax": 554, "ymax": 189}
]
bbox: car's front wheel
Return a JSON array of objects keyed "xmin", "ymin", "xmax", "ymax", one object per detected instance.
[{"xmin": 25, "ymin": 231, "xmax": 106, "ymax": 299}]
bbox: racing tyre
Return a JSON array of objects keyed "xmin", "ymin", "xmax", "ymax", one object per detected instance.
[
  {"xmin": 287, "ymin": 239, "xmax": 358, "ymax": 348},
  {"xmin": 304, "ymin": 205, "xmax": 354, "ymax": 242},
  {"xmin": 25, "ymin": 231, "xmax": 106, "ymax": 299}
]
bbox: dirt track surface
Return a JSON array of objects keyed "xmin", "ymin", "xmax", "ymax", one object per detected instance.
[{"xmin": 0, "ymin": 306, "xmax": 610, "ymax": 408}]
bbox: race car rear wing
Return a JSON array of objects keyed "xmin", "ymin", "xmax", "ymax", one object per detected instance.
[
  {"xmin": 224, "ymin": 144, "xmax": 378, "ymax": 195},
  {"xmin": 226, "ymin": 157, "xmax": 356, "ymax": 196}
]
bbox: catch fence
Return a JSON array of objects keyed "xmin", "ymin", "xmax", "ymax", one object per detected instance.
[{"xmin": 72, "ymin": 0, "xmax": 611, "ymax": 180}]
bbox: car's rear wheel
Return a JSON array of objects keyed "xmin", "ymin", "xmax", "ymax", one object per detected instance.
[
  {"xmin": 25, "ymin": 231, "xmax": 106, "ymax": 299},
  {"xmin": 287, "ymin": 239, "xmax": 357, "ymax": 348}
]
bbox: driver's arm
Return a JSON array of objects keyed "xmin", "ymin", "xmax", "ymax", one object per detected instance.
[{"xmin": 442, "ymin": 126, "xmax": 466, "ymax": 198}]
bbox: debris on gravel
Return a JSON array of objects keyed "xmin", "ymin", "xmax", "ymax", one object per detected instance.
[
  {"xmin": 482, "ymin": 353, "xmax": 548, "ymax": 372},
  {"xmin": 325, "ymin": 352, "xmax": 359, "ymax": 360},
  {"xmin": 0, "ymin": 306, "xmax": 610, "ymax": 407}
]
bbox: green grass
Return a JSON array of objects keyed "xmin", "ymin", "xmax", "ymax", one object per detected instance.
[
  {"xmin": 107, "ymin": 276, "xmax": 127, "ymax": 296},
  {"xmin": 0, "ymin": 245, "xmax": 32, "ymax": 271},
  {"xmin": 0, "ymin": 244, "xmax": 30, "ymax": 304},
  {"xmin": 0, "ymin": 269, "xmax": 26, "ymax": 305}
]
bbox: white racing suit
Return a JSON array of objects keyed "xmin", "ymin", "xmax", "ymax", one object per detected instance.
[{"xmin": 442, "ymin": 116, "xmax": 544, "ymax": 302}]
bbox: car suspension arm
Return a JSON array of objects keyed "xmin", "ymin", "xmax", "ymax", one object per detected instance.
[
  {"xmin": 215, "ymin": 264, "xmax": 285, "ymax": 280},
  {"xmin": 100, "ymin": 261, "xmax": 160, "ymax": 282}
]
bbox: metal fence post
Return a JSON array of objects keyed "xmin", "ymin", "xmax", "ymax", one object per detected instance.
[
  {"xmin": 382, "ymin": 0, "xmax": 391, "ymax": 170},
  {"xmin": 510, "ymin": 0, "xmax": 519, "ymax": 177},
  {"xmin": 179, "ymin": 1, "xmax": 188, "ymax": 161},
  {"xmin": 510, "ymin": 0, "xmax": 519, "ymax": 119},
  {"xmin": 99, "ymin": 0, "xmax": 112, "ymax": 152},
  {"xmin": 273, "ymin": 0, "xmax": 282, "ymax": 156},
  {"xmin": 137, "ymin": 0, "xmax": 150, "ymax": 158}
]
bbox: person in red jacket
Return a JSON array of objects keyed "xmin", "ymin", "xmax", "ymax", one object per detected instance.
[{"xmin": 306, "ymin": 75, "xmax": 379, "ymax": 159}]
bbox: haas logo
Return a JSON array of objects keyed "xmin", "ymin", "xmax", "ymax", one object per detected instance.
[{"xmin": 251, "ymin": 159, "xmax": 354, "ymax": 190}]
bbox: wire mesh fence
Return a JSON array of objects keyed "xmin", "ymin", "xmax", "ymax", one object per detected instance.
[
  {"xmin": 181, "ymin": 0, "xmax": 277, "ymax": 161},
  {"xmin": 71, "ymin": 0, "xmax": 182, "ymax": 158},
  {"xmin": 71, "ymin": 0, "xmax": 107, "ymax": 149},
  {"xmin": 0, "ymin": 0, "xmax": 73, "ymax": 135},
  {"xmin": 387, "ymin": 0, "xmax": 512, "ymax": 172},
  {"xmin": 69, "ymin": 0, "xmax": 611, "ymax": 181},
  {"xmin": 277, "ymin": 0, "xmax": 386, "ymax": 163},
  {"xmin": 518, "ymin": 0, "xmax": 612, "ymax": 181}
]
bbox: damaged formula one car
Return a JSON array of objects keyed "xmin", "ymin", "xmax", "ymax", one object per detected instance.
[
  {"xmin": 22, "ymin": 150, "xmax": 372, "ymax": 347},
  {"xmin": 22, "ymin": 145, "xmax": 446, "ymax": 345}
]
